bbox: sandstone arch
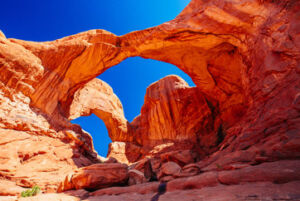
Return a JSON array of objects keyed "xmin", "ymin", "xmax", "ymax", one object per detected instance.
[
  {"xmin": 0, "ymin": 0, "xmax": 299, "ymax": 194},
  {"xmin": 2, "ymin": 0, "xmax": 299, "ymax": 159}
]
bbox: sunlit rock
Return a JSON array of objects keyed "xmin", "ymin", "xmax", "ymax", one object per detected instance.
[{"xmin": 0, "ymin": 0, "xmax": 299, "ymax": 200}]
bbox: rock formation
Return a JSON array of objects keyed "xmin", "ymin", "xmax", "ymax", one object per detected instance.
[
  {"xmin": 106, "ymin": 75, "xmax": 218, "ymax": 162},
  {"xmin": 130, "ymin": 75, "xmax": 215, "ymax": 149},
  {"xmin": 0, "ymin": 0, "xmax": 299, "ymax": 200},
  {"xmin": 69, "ymin": 78, "xmax": 129, "ymax": 142},
  {"xmin": 58, "ymin": 163, "xmax": 129, "ymax": 192}
]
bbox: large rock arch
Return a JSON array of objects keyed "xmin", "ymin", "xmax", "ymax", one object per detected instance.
[{"xmin": 0, "ymin": 0, "xmax": 299, "ymax": 196}]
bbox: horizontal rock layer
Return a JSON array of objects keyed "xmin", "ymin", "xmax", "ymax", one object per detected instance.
[{"xmin": 58, "ymin": 163, "xmax": 128, "ymax": 192}]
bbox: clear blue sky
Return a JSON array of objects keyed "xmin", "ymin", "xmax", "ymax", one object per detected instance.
[{"xmin": 1, "ymin": 0, "xmax": 193, "ymax": 156}]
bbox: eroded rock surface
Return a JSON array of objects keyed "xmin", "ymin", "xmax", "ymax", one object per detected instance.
[
  {"xmin": 58, "ymin": 163, "xmax": 128, "ymax": 192},
  {"xmin": 107, "ymin": 75, "xmax": 218, "ymax": 162},
  {"xmin": 69, "ymin": 78, "xmax": 129, "ymax": 142},
  {"xmin": 0, "ymin": 0, "xmax": 299, "ymax": 200}
]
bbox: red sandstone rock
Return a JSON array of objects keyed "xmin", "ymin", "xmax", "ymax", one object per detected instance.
[
  {"xmin": 86, "ymin": 164, "xmax": 299, "ymax": 200},
  {"xmin": 58, "ymin": 163, "xmax": 129, "ymax": 192},
  {"xmin": 107, "ymin": 75, "xmax": 217, "ymax": 161},
  {"xmin": 160, "ymin": 150, "xmax": 196, "ymax": 166},
  {"xmin": 130, "ymin": 75, "xmax": 214, "ymax": 148},
  {"xmin": 69, "ymin": 78, "xmax": 129, "ymax": 142},
  {"xmin": 0, "ymin": 180, "xmax": 26, "ymax": 196},
  {"xmin": 1, "ymin": 0, "xmax": 299, "ymax": 165},
  {"xmin": 63, "ymin": 189, "xmax": 89, "ymax": 200},
  {"xmin": 16, "ymin": 181, "xmax": 300, "ymax": 201},
  {"xmin": 0, "ymin": 0, "xmax": 299, "ymax": 200},
  {"xmin": 177, "ymin": 163, "xmax": 201, "ymax": 177},
  {"xmin": 18, "ymin": 193, "xmax": 80, "ymax": 201},
  {"xmin": 0, "ymin": 128, "xmax": 95, "ymax": 193},
  {"xmin": 128, "ymin": 169, "xmax": 147, "ymax": 186},
  {"xmin": 103, "ymin": 157, "xmax": 118, "ymax": 164},
  {"xmin": 167, "ymin": 160, "xmax": 300, "ymax": 192},
  {"xmin": 158, "ymin": 162, "xmax": 181, "ymax": 180},
  {"xmin": 90, "ymin": 182, "xmax": 160, "ymax": 196},
  {"xmin": 218, "ymin": 160, "xmax": 300, "ymax": 185},
  {"xmin": 128, "ymin": 158, "xmax": 154, "ymax": 178},
  {"xmin": 107, "ymin": 142, "xmax": 142, "ymax": 164}
]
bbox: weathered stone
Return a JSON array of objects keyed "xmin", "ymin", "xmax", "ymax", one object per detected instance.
[
  {"xmin": 64, "ymin": 189, "xmax": 89, "ymax": 200},
  {"xmin": 103, "ymin": 157, "xmax": 118, "ymax": 164},
  {"xmin": 69, "ymin": 78, "xmax": 129, "ymax": 142},
  {"xmin": 130, "ymin": 75, "xmax": 214, "ymax": 149},
  {"xmin": 128, "ymin": 170, "xmax": 147, "ymax": 186},
  {"xmin": 157, "ymin": 162, "xmax": 181, "ymax": 180},
  {"xmin": 90, "ymin": 182, "xmax": 160, "ymax": 196},
  {"xmin": 160, "ymin": 150, "xmax": 196, "ymax": 166},
  {"xmin": 18, "ymin": 193, "xmax": 80, "ymax": 201},
  {"xmin": 58, "ymin": 163, "xmax": 128, "ymax": 191},
  {"xmin": 218, "ymin": 160, "xmax": 300, "ymax": 185},
  {"xmin": 0, "ymin": 0, "xmax": 299, "ymax": 200},
  {"xmin": 0, "ymin": 128, "xmax": 93, "ymax": 193},
  {"xmin": 0, "ymin": 180, "xmax": 27, "ymax": 196},
  {"xmin": 160, "ymin": 176, "xmax": 175, "ymax": 182},
  {"xmin": 107, "ymin": 142, "xmax": 142, "ymax": 164},
  {"xmin": 177, "ymin": 163, "xmax": 201, "ymax": 177}
]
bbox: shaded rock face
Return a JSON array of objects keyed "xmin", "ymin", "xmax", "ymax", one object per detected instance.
[
  {"xmin": 58, "ymin": 163, "xmax": 128, "ymax": 192},
  {"xmin": 71, "ymin": 75, "xmax": 219, "ymax": 161},
  {"xmin": 0, "ymin": 0, "xmax": 300, "ymax": 200},
  {"xmin": 131, "ymin": 75, "xmax": 215, "ymax": 148}
]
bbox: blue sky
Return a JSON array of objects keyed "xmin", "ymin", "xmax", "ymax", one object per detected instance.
[{"xmin": 1, "ymin": 0, "xmax": 193, "ymax": 156}]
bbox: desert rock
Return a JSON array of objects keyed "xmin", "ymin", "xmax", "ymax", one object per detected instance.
[
  {"xmin": 58, "ymin": 163, "xmax": 128, "ymax": 192},
  {"xmin": 0, "ymin": 0, "xmax": 299, "ymax": 200}
]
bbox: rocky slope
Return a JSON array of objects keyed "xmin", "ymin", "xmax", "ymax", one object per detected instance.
[{"xmin": 0, "ymin": 0, "xmax": 299, "ymax": 200}]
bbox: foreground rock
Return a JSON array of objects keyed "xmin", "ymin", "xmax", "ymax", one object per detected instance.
[
  {"xmin": 127, "ymin": 170, "xmax": 147, "ymax": 186},
  {"xmin": 86, "ymin": 161, "xmax": 300, "ymax": 200},
  {"xmin": 0, "ymin": 128, "xmax": 96, "ymax": 193},
  {"xmin": 88, "ymin": 181, "xmax": 300, "ymax": 201},
  {"xmin": 9, "ymin": 181, "xmax": 300, "ymax": 201},
  {"xmin": 0, "ymin": 180, "xmax": 27, "ymax": 196},
  {"xmin": 58, "ymin": 163, "xmax": 128, "ymax": 192},
  {"xmin": 157, "ymin": 162, "xmax": 181, "ymax": 182}
]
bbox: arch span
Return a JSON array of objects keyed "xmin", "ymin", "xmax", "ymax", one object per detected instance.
[
  {"xmin": 12, "ymin": 12, "xmax": 248, "ymax": 130},
  {"xmin": 4, "ymin": 0, "xmax": 297, "ymax": 163},
  {"xmin": 5, "ymin": 0, "xmax": 253, "ymax": 162},
  {"xmin": 68, "ymin": 56, "xmax": 197, "ymax": 158}
]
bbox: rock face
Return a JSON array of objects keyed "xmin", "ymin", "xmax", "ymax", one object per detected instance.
[
  {"xmin": 69, "ymin": 78, "xmax": 129, "ymax": 142},
  {"xmin": 0, "ymin": 128, "xmax": 95, "ymax": 193},
  {"xmin": 107, "ymin": 75, "xmax": 218, "ymax": 162},
  {"xmin": 0, "ymin": 0, "xmax": 299, "ymax": 200},
  {"xmin": 58, "ymin": 163, "xmax": 128, "ymax": 192},
  {"xmin": 70, "ymin": 75, "xmax": 219, "ymax": 162},
  {"xmin": 130, "ymin": 75, "xmax": 215, "ymax": 149}
]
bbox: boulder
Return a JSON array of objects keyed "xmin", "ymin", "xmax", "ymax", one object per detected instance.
[
  {"xmin": 160, "ymin": 150, "xmax": 196, "ymax": 166},
  {"xmin": 128, "ymin": 170, "xmax": 147, "ymax": 186},
  {"xmin": 157, "ymin": 162, "xmax": 181, "ymax": 180},
  {"xmin": 59, "ymin": 163, "xmax": 128, "ymax": 191}
]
